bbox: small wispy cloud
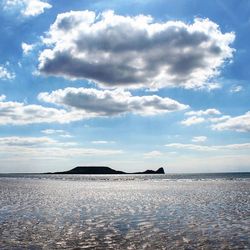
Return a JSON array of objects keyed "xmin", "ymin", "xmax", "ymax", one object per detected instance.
[
  {"xmin": 41, "ymin": 129, "xmax": 72, "ymax": 138},
  {"xmin": 230, "ymin": 85, "xmax": 243, "ymax": 93},
  {"xmin": 165, "ymin": 142, "xmax": 250, "ymax": 151},
  {"xmin": 181, "ymin": 116, "xmax": 205, "ymax": 126},
  {"xmin": 185, "ymin": 108, "xmax": 221, "ymax": 116},
  {"xmin": 0, "ymin": 95, "xmax": 6, "ymax": 101},
  {"xmin": 0, "ymin": 136, "xmax": 56, "ymax": 147},
  {"xmin": 22, "ymin": 42, "xmax": 34, "ymax": 55},
  {"xmin": 144, "ymin": 150, "xmax": 163, "ymax": 158},
  {"xmin": 91, "ymin": 140, "xmax": 115, "ymax": 144},
  {"xmin": 209, "ymin": 115, "xmax": 231, "ymax": 123},
  {"xmin": 0, "ymin": 65, "xmax": 15, "ymax": 80},
  {"xmin": 59, "ymin": 134, "xmax": 73, "ymax": 138},
  {"xmin": 41, "ymin": 129, "xmax": 65, "ymax": 134},
  {"xmin": 191, "ymin": 136, "xmax": 207, "ymax": 143}
]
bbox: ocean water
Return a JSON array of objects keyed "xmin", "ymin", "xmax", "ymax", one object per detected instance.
[{"xmin": 0, "ymin": 173, "xmax": 249, "ymax": 249}]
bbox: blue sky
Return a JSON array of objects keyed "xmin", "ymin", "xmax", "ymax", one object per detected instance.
[{"xmin": 0, "ymin": 0, "xmax": 249, "ymax": 173}]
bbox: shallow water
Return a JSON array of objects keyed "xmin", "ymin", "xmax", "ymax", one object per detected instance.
[{"xmin": 0, "ymin": 174, "xmax": 249, "ymax": 249}]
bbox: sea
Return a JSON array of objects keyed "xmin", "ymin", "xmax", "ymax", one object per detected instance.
[{"xmin": 0, "ymin": 173, "xmax": 249, "ymax": 249}]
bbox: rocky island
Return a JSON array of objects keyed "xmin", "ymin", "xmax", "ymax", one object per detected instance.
[{"xmin": 47, "ymin": 166, "xmax": 165, "ymax": 175}]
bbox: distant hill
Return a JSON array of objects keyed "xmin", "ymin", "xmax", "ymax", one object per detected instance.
[{"xmin": 47, "ymin": 166, "xmax": 165, "ymax": 175}]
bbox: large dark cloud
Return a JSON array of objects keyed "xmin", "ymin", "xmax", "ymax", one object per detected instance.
[{"xmin": 39, "ymin": 10, "xmax": 235, "ymax": 89}]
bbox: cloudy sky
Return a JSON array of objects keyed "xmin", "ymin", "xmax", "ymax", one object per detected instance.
[{"xmin": 0, "ymin": 0, "xmax": 249, "ymax": 173}]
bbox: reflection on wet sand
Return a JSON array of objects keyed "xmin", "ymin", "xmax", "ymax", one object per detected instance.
[{"xmin": 0, "ymin": 175, "xmax": 249, "ymax": 249}]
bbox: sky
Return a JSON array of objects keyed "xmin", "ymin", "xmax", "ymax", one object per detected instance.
[{"xmin": 0, "ymin": 0, "xmax": 249, "ymax": 173}]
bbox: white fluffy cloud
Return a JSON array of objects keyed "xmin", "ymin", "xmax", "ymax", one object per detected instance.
[
  {"xmin": 192, "ymin": 136, "xmax": 207, "ymax": 143},
  {"xmin": 0, "ymin": 65, "xmax": 15, "ymax": 80},
  {"xmin": 0, "ymin": 98, "xmax": 84, "ymax": 125},
  {"xmin": 181, "ymin": 116, "xmax": 205, "ymax": 126},
  {"xmin": 182, "ymin": 110, "xmax": 250, "ymax": 132},
  {"xmin": 211, "ymin": 111, "xmax": 250, "ymax": 132},
  {"xmin": 38, "ymin": 87, "xmax": 188, "ymax": 116},
  {"xmin": 39, "ymin": 10, "xmax": 235, "ymax": 90},
  {"xmin": 4, "ymin": 0, "xmax": 52, "ymax": 17},
  {"xmin": 0, "ymin": 90, "xmax": 187, "ymax": 126}
]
